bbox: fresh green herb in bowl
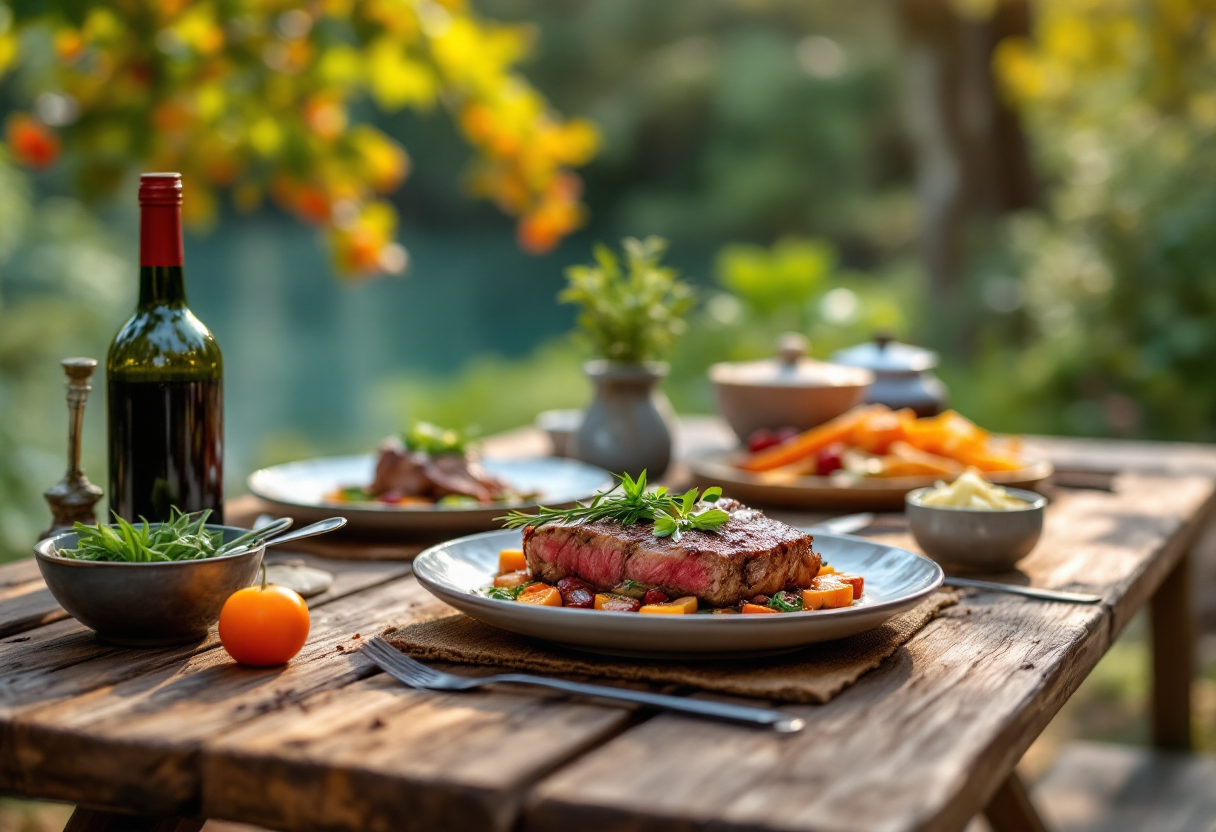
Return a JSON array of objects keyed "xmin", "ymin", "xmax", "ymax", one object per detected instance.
[{"xmin": 54, "ymin": 508, "xmax": 282, "ymax": 563}]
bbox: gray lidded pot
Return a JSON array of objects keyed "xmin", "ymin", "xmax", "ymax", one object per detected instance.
[
  {"xmin": 571, "ymin": 360, "xmax": 673, "ymax": 480},
  {"xmin": 34, "ymin": 525, "xmax": 265, "ymax": 647}
]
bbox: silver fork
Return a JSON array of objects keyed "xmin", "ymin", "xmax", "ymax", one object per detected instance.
[{"xmin": 363, "ymin": 637, "xmax": 805, "ymax": 733}]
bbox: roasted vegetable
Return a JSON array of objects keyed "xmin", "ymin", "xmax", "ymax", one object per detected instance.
[
  {"xmin": 493, "ymin": 570, "xmax": 532, "ymax": 588},
  {"xmin": 556, "ymin": 576, "xmax": 595, "ymax": 608},
  {"xmin": 497, "ymin": 549, "xmax": 528, "ymax": 574},
  {"xmin": 594, "ymin": 593, "xmax": 641, "ymax": 612},
  {"xmin": 802, "ymin": 576, "xmax": 854, "ymax": 610},
  {"xmin": 640, "ymin": 596, "xmax": 697, "ymax": 615},
  {"xmin": 517, "ymin": 584, "xmax": 562, "ymax": 606},
  {"xmin": 741, "ymin": 603, "xmax": 780, "ymax": 614},
  {"xmin": 836, "ymin": 574, "xmax": 864, "ymax": 599}
]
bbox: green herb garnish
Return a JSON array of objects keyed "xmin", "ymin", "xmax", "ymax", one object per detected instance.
[
  {"xmin": 498, "ymin": 471, "xmax": 731, "ymax": 541},
  {"xmin": 768, "ymin": 591, "xmax": 804, "ymax": 613},
  {"xmin": 481, "ymin": 584, "xmax": 530, "ymax": 601},
  {"xmin": 403, "ymin": 421, "xmax": 469, "ymax": 455},
  {"xmin": 54, "ymin": 508, "xmax": 287, "ymax": 563}
]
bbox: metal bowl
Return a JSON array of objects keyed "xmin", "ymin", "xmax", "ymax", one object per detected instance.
[
  {"xmin": 34, "ymin": 525, "xmax": 264, "ymax": 647},
  {"xmin": 905, "ymin": 487, "xmax": 1047, "ymax": 572}
]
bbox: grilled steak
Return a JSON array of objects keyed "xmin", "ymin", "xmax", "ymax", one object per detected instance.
[{"xmin": 522, "ymin": 499, "xmax": 819, "ymax": 607}]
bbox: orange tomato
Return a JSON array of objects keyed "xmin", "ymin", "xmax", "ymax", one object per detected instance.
[{"xmin": 219, "ymin": 579, "xmax": 310, "ymax": 667}]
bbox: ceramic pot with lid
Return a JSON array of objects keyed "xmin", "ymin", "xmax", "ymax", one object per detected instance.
[
  {"xmin": 709, "ymin": 333, "xmax": 874, "ymax": 442},
  {"xmin": 831, "ymin": 334, "xmax": 947, "ymax": 417}
]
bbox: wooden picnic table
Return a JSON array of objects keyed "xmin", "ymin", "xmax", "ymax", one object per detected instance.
[{"xmin": 3, "ymin": 418, "xmax": 1216, "ymax": 832}]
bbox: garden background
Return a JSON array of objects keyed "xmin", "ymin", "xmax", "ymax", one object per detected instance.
[{"xmin": 3, "ymin": 0, "xmax": 1216, "ymax": 826}]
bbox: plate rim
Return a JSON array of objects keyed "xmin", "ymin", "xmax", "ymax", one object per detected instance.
[
  {"xmin": 247, "ymin": 454, "xmax": 614, "ymax": 515},
  {"xmin": 688, "ymin": 451, "xmax": 1054, "ymax": 492},
  {"xmin": 412, "ymin": 528, "xmax": 945, "ymax": 626}
]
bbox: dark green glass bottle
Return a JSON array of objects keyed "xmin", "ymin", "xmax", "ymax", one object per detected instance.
[{"xmin": 106, "ymin": 173, "xmax": 224, "ymax": 522}]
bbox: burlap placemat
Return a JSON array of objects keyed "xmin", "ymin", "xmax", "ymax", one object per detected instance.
[{"xmin": 383, "ymin": 589, "xmax": 960, "ymax": 704}]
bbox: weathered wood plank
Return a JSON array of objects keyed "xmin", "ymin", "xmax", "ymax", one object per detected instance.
[
  {"xmin": 0, "ymin": 575, "xmax": 441, "ymax": 813},
  {"xmin": 0, "ymin": 558, "xmax": 44, "ymax": 587},
  {"xmin": 0, "ymin": 558, "xmax": 68, "ymax": 638},
  {"xmin": 524, "ymin": 595, "xmax": 1106, "ymax": 832},
  {"xmin": 522, "ymin": 476, "xmax": 1214, "ymax": 832},
  {"xmin": 0, "ymin": 579, "xmax": 66, "ymax": 639},
  {"xmin": 200, "ymin": 673, "xmax": 634, "ymax": 832},
  {"xmin": 0, "ymin": 555, "xmax": 412, "ymax": 716}
]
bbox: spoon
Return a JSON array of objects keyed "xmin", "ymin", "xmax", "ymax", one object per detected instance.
[
  {"xmin": 255, "ymin": 517, "xmax": 348, "ymax": 552},
  {"xmin": 219, "ymin": 517, "xmax": 347, "ymax": 557}
]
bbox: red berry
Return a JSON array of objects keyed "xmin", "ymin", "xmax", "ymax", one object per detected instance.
[
  {"xmin": 747, "ymin": 429, "xmax": 781, "ymax": 453},
  {"xmin": 642, "ymin": 588, "xmax": 669, "ymax": 606},
  {"xmin": 815, "ymin": 443, "xmax": 846, "ymax": 476}
]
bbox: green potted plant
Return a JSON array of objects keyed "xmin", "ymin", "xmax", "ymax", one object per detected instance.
[{"xmin": 560, "ymin": 236, "xmax": 694, "ymax": 478}]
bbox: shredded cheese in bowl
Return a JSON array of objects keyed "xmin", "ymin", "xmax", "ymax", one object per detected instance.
[{"xmin": 918, "ymin": 468, "xmax": 1030, "ymax": 510}]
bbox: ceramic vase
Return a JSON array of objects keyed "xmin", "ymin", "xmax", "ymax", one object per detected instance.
[{"xmin": 572, "ymin": 361, "xmax": 673, "ymax": 479}]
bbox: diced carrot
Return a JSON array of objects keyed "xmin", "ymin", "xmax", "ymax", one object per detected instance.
[
  {"xmin": 802, "ymin": 577, "xmax": 854, "ymax": 610},
  {"xmin": 949, "ymin": 444, "xmax": 1025, "ymax": 472},
  {"xmin": 594, "ymin": 593, "xmax": 641, "ymax": 612},
  {"xmin": 497, "ymin": 549, "xmax": 528, "ymax": 575},
  {"xmin": 836, "ymin": 574, "xmax": 864, "ymax": 599},
  {"xmin": 816, "ymin": 563, "xmax": 837, "ymax": 576},
  {"xmin": 740, "ymin": 405, "xmax": 887, "ymax": 472},
  {"xmin": 741, "ymin": 603, "xmax": 780, "ymax": 614},
  {"xmin": 850, "ymin": 408, "xmax": 916, "ymax": 455},
  {"xmin": 517, "ymin": 584, "xmax": 562, "ymax": 606},
  {"xmin": 493, "ymin": 570, "xmax": 532, "ymax": 588},
  {"xmin": 639, "ymin": 596, "xmax": 698, "ymax": 615}
]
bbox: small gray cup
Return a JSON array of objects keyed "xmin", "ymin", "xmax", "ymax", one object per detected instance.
[{"xmin": 905, "ymin": 487, "xmax": 1047, "ymax": 572}]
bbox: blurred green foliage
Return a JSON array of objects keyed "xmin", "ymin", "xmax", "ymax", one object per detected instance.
[
  {"xmin": 0, "ymin": 158, "xmax": 126, "ymax": 561},
  {"xmin": 955, "ymin": 0, "xmax": 1216, "ymax": 440},
  {"xmin": 560, "ymin": 236, "xmax": 694, "ymax": 364}
]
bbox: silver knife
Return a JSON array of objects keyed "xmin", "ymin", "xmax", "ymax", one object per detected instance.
[
  {"xmin": 807, "ymin": 513, "xmax": 875, "ymax": 536},
  {"xmin": 805, "ymin": 517, "xmax": 1102, "ymax": 604},
  {"xmin": 942, "ymin": 577, "xmax": 1102, "ymax": 604}
]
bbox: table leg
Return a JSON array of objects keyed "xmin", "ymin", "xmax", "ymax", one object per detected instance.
[
  {"xmin": 982, "ymin": 771, "xmax": 1049, "ymax": 832},
  {"xmin": 1150, "ymin": 552, "xmax": 1194, "ymax": 751},
  {"xmin": 64, "ymin": 807, "xmax": 205, "ymax": 832}
]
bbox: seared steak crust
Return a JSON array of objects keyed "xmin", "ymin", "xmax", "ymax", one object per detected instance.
[{"xmin": 522, "ymin": 499, "xmax": 819, "ymax": 607}]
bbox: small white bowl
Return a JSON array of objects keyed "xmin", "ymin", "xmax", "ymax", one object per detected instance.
[{"xmin": 905, "ymin": 487, "xmax": 1047, "ymax": 572}]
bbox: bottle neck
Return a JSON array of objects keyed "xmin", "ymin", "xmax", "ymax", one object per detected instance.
[
  {"xmin": 138, "ymin": 265, "xmax": 187, "ymax": 308},
  {"xmin": 138, "ymin": 197, "xmax": 185, "ymax": 309}
]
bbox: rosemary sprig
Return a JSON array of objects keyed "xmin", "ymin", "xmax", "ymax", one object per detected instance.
[{"xmin": 497, "ymin": 471, "xmax": 731, "ymax": 541}]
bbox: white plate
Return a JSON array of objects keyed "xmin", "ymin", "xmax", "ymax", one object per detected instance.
[
  {"xmin": 247, "ymin": 456, "xmax": 613, "ymax": 536},
  {"xmin": 689, "ymin": 451, "xmax": 1053, "ymax": 510},
  {"xmin": 412, "ymin": 529, "xmax": 944, "ymax": 657}
]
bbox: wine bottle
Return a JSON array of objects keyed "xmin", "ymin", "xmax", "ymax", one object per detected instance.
[{"xmin": 106, "ymin": 173, "xmax": 224, "ymax": 522}]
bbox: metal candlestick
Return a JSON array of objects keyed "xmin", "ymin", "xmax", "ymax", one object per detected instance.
[{"xmin": 42, "ymin": 357, "xmax": 104, "ymax": 539}]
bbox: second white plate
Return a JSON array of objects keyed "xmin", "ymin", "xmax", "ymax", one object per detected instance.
[{"xmin": 247, "ymin": 455, "xmax": 612, "ymax": 536}]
